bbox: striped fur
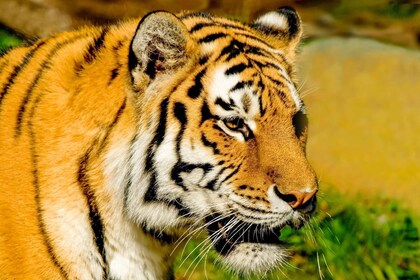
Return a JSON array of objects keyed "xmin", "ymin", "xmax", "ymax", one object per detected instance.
[{"xmin": 0, "ymin": 7, "xmax": 317, "ymax": 279}]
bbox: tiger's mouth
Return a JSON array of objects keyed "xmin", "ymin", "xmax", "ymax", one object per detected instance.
[{"xmin": 205, "ymin": 214, "xmax": 285, "ymax": 255}]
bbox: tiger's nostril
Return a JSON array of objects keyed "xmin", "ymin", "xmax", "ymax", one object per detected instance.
[{"xmin": 274, "ymin": 186, "xmax": 317, "ymax": 209}]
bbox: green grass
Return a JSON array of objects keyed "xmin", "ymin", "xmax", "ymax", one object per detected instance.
[
  {"xmin": 174, "ymin": 185, "xmax": 420, "ymax": 280},
  {"xmin": 0, "ymin": 27, "xmax": 22, "ymax": 54}
]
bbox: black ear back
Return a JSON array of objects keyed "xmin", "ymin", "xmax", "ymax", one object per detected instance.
[
  {"xmin": 129, "ymin": 11, "xmax": 193, "ymax": 81},
  {"xmin": 252, "ymin": 6, "xmax": 302, "ymax": 56},
  {"xmin": 253, "ymin": 6, "xmax": 301, "ymax": 39}
]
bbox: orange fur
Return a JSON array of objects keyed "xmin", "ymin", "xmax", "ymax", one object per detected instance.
[{"xmin": 0, "ymin": 9, "xmax": 317, "ymax": 278}]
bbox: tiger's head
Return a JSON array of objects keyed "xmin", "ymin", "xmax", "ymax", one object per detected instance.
[{"xmin": 122, "ymin": 7, "xmax": 317, "ymax": 275}]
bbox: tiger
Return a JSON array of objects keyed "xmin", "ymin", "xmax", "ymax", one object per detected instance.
[{"xmin": 0, "ymin": 6, "xmax": 318, "ymax": 279}]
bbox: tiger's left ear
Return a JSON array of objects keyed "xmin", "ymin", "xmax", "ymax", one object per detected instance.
[
  {"xmin": 252, "ymin": 7, "xmax": 302, "ymax": 61},
  {"xmin": 129, "ymin": 11, "xmax": 195, "ymax": 85}
]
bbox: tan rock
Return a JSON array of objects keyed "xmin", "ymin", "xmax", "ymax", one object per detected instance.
[{"xmin": 298, "ymin": 38, "xmax": 420, "ymax": 212}]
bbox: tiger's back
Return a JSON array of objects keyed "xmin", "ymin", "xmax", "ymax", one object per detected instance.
[{"xmin": 0, "ymin": 8, "xmax": 318, "ymax": 279}]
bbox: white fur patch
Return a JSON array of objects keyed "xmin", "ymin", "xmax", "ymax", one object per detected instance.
[
  {"xmin": 208, "ymin": 65, "xmax": 240, "ymax": 118},
  {"xmin": 45, "ymin": 198, "xmax": 104, "ymax": 278},
  {"xmin": 207, "ymin": 65, "xmax": 261, "ymax": 138},
  {"xmin": 255, "ymin": 11, "xmax": 288, "ymax": 31},
  {"xmin": 220, "ymin": 243, "xmax": 288, "ymax": 275},
  {"xmin": 267, "ymin": 185, "xmax": 293, "ymax": 213}
]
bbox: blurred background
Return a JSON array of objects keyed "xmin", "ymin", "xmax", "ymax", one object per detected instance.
[{"xmin": 1, "ymin": 0, "xmax": 419, "ymax": 279}]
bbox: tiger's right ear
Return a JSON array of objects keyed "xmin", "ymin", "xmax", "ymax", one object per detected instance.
[
  {"xmin": 252, "ymin": 7, "xmax": 303, "ymax": 61},
  {"xmin": 129, "ymin": 11, "xmax": 194, "ymax": 84}
]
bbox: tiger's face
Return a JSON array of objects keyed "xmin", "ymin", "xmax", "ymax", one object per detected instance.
[{"xmin": 126, "ymin": 7, "xmax": 317, "ymax": 274}]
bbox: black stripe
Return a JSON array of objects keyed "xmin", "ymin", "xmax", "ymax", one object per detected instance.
[
  {"xmin": 171, "ymin": 162, "xmax": 213, "ymax": 189},
  {"xmin": 171, "ymin": 100, "xmax": 214, "ymax": 190},
  {"xmin": 245, "ymin": 46, "xmax": 264, "ymax": 56},
  {"xmin": 234, "ymin": 32, "xmax": 274, "ymax": 49},
  {"xmin": 221, "ymin": 163, "xmax": 242, "ymax": 185},
  {"xmin": 74, "ymin": 27, "xmax": 109, "ymax": 76},
  {"xmin": 226, "ymin": 48, "xmax": 241, "ymax": 61},
  {"xmin": 202, "ymin": 162, "xmax": 230, "ymax": 191},
  {"xmin": 264, "ymin": 74, "xmax": 286, "ymax": 88},
  {"xmin": 198, "ymin": 55, "xmax": 209, "ymax": 65},
  {"xmin": 257, "ymin": 78, "xmax": 265, "ymax": 92},
  {"xmin": 142, "ymin": 98, "xmax": 169, "ymax": 201},
  {"xmin": 77, "ymin": 99, "xmax": 126, "ymax": 278},
  {"xmin": 108, "ymin": 40, "xmax": 124, "ymax": 86},
  {"xmin": 217, "ymin": 22, "xmax": 248, "ymax": 32},
  {"xmin": 250, "ymin": 50, "xmax": 291, "ymax": 74},
  {"xmin": 225, "ymin": 63, "xmax": 248, "ymax": 76},
  {"xmin": 141, "ymin": 225, "xmax": 175, "ymax": 245},
  {"xmin": 200, "ymin": 102, "xmax": 215, "ymax": 124},
  {"xmin": 167, "ymin": 198, "xmax": 192, "ymax": 217},
  {"xmin": 28, "ymin": 95, "xmax": 68, "ymax": 279},
  {"xmin": 201, "ymin": 134, "xmax": 220, "ymax": 154},
  {"xmin": 258, "ymin": 95, "xmax": 266, "ymax": 117},
  {"xmin": 217, "ymin": 40, "xmax": 243, "ymax": 61},
  {"xmin": 215, "ymin": 97, "xmax": 234, "ymax": 111},
  {"xmin": 0, "ymin": 42, "xmax": 45, "ymax": 110},
  {"xmin": 235, "ymin": 200, "xmax": 272, "ymax": 214},
  {"xmin": 204, "ymin": 178, "xmax": 217, "ymax": 190},
  {"xmin": 15, "ymin": 35, "xmax": 86, "ymax": 138},
  {"xmin": 109, "ymin": 67, "xmax": 119, "ymax": 84},
  {"xmin": 78, "ymin": 152, "xmax": 108, "ymax": 279},
  {"xmin": 190, "ymin": 22, "xmax": 214, "ymax": 33},
  {"xmin": 0, "ymin": 60, "xmax": 8, "ymax": 74},
  {"xmin": 264, "ymin": 62, "xmax": 282, "ymax": 71},
  {"xmin": 144, "ymin": 173, "xmax": 158, "ymax": 202},
  {"xmin": 98, "ymin": 98, "xmax": 127, "ymax": 151},
  {"xmin": 198, "ymin": 33, "xmax": 227, "ymax": 44},
  {"xmin": 173, "ymin": 102, "xmax": 187, "ymax": 125},
  {"xmin": 191, "ymin": 22, "xmax": 248, "ymax": 34},
  {"xmin": 123, "ymin": 136, "xmax": 137, "ymax": 210},
  {"xmin": 145, "ymin": 144, "xmax": 154, "ymax": 173},
  {"xmin": 187, "ymin": 68, "xmax": 205, "ymax": 99},
  {"xmin": 84, "ymin": 27, "xmax": 109, "ymax": 64},
  {"xmin": 277, "ymin": 7, "xmax": 300, "ymax": 38},
  {"xmin": 230, "ymin": 80, "xmax": 253, "ymax": 92},
  {"xmin": 154, "ymin": 98, "xmax": 169, "ymax": 145},
  {"xmin": 143, "ymin": 168, "xmax": 193, "ymax": 217}
]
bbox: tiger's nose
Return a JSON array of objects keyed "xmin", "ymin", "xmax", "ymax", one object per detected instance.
[{"xmin": 274, "ymin": 187, "xmax": 318, "ymax": 209}]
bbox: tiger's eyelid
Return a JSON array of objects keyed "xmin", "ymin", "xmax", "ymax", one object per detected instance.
[{"xmin": 223, "ymin": 116, "xmax": 243, "ymax": 123}]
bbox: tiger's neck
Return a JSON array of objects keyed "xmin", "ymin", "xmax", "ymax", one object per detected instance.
[
  {"xmin": 97, "ymin": 121, "xmax": 186, "ymax": 279},
  {"xmin": 103, "ymin": 209, "xmax": 177, "ymax": 279}
]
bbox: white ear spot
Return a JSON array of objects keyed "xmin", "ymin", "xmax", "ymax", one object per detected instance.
[{"xmin": 254, "ymin": 11, "xmax": 288, "ymax": 31}]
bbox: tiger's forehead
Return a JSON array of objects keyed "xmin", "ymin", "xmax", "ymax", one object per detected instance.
[
  {"xmin": 179, "ymin": 12, "xmax": 280, "ymax": 57},
  {"xmin": 178, "ymin": 11, "xmax": 303, "ymax": 122},
  {"xmin": 203, "ymin": 59, "xmax": 302, "ymax": 124}
]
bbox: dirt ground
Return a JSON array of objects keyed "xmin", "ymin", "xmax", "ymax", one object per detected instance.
[{"xmin": 297, "ymin": 37, "xmax": 420, "ymax": 213}]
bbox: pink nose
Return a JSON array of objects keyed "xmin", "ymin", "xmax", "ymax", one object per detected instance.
[{"xmin": 275, "ymin": 188, "xmax": 318, "ymax": 209}]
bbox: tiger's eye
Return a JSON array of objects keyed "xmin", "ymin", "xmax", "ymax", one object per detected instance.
[
  {"xmin": 225, "ymin": 118, "xmax": 243, "ymax": 130},
  {"xmin": 222, "ymin": 117, "xmax": 253, "ymax": 140}
]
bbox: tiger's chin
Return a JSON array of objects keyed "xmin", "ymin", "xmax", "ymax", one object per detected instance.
[
  {"xmin": 219, "ymin": 243, "xmax": 288, "ymax": 275},
  {"xmin": 205, "ymin": 214, "xmax": 293, "ymax": 275}
]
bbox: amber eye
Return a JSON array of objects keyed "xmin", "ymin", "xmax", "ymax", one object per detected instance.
[
  {"xmin": 222, "ymin": 117, "xmax": 253, "ymax": 140},
  {"xmin": 224, "ymin": 117, "xmax": 244, "ymax": 130}
]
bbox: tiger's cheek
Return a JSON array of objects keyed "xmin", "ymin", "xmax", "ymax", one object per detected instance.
[{"xmin": 200, "ymin": 120, "xmax": 245, "ymax": 164}]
